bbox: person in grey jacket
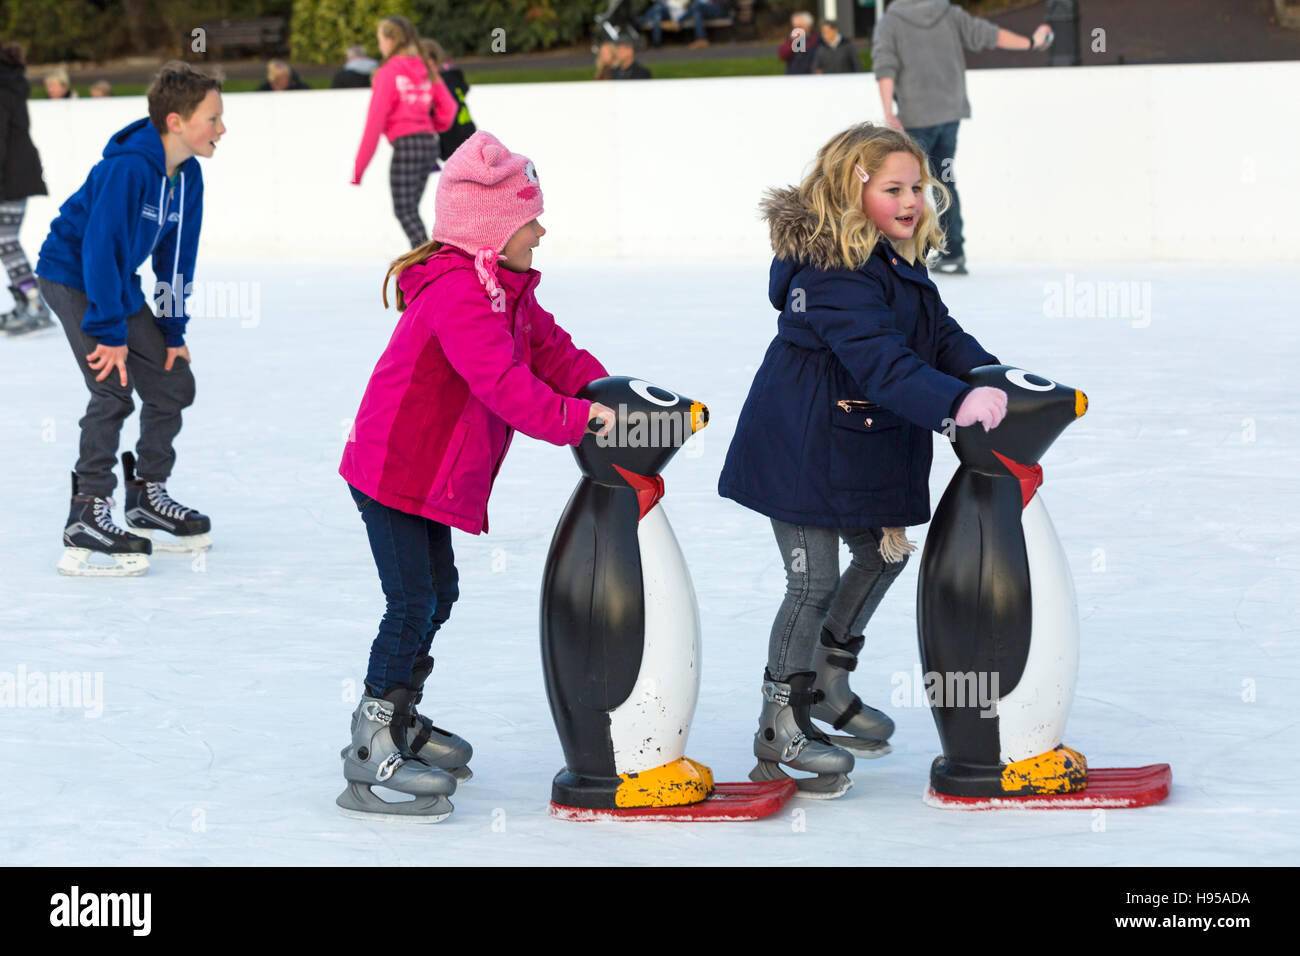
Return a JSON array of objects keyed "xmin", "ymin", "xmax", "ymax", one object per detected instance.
[
  {"xmin": 812, "ymin": 20, "xmax": 860, "ymax": 74},
  {"xmin": 872, "ymin": 0, "xmax": 1050, "ymax": 273}
]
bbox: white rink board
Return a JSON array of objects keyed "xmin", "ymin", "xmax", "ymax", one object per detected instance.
[{"xmin": 22, "ymin": 60, "xmax": 1300, "ymax": 264}]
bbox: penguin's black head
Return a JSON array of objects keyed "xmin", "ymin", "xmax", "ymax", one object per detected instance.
[
  {"xmin": 953, "ymin": 365, "xmax": 1087, "ymax": 475},
  {"xmin": 573, "ymin": 376, "xmax": 708, "ymax": 485}
]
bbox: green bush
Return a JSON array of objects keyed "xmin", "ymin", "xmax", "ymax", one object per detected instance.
[
  {"xmin": 408, "ymin": 0, "xmax": 598, "ymax": 57},
  {"xmin": 1, "ymin": 1, "xmax": 294, "ymax": 63},
  {"xmin": 290, "ymin": 0, "xmax": 412, "ymax": 64}
]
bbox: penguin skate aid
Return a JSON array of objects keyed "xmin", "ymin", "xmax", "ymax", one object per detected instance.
[
  {"xmin": 718, "ymin": 123, "xmax": 1010, "ymax": 797},
  {"xmin": 542, "ymin": 376, "xmax": 795, "ymax": 821},
  {"xmin": 918, "ymin": 366, "xmax": 1170, "ymax": 809},
  {"xmin": 335, "ymin": 131, "xmax": 622, "ymax": 821}
]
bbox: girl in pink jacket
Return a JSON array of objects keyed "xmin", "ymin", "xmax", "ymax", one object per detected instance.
[
  {"xmin": 335, "ymin": 131, "xmax": 617, "ymax": 822},
  {"xmin": 351, "ymin": 16, "xmax": 458, "ymax": 249}
]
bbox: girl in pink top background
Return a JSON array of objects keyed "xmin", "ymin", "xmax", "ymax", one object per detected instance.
[
  {"xmin": 335, "ymin": 131, "xmax": 617, "ymax": 821},
  {"xmin": 351, "ymin": 16, "xmax": 458, "ymax": 248}
]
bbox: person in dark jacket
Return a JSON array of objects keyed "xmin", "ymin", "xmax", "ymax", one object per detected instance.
[
  {"xmin": 331, "ymin": 45, "xmax": 378, "ymax": 89},
  {"xmin": 812, "ymin": 20, "xmax": 860, "ymax": 73},
  {"xmin": 610, "ymin": 36, "xmax": 652, "ymax": 79},
  {"xmin": 718, "ymin": 123, "xmax": 1006, "ymax": 792},
  {"xmin": 778, "ymin": 11, "xmax": 822, "ymax": 74},
  {"xmin": 422, "ymin": 38, "xmax": 476, "ymax": 160},
  {"xmin": 256, "ymin": 59, "xmax": 310, "ymax": 91},
  {"xmin": 0, "ymin": 39, "xmax": 51, "ymax": 335}
]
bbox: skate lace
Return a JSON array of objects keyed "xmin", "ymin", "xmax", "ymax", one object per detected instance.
[
  {"xmin": 92, "ymin": 497, "xmax": 127, "ymax": 534},
  {"xmin": 145, "ymin": 482, "xmax": 192, "ymax": 520}
]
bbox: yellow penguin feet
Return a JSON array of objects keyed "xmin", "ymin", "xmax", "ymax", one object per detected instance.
[
  {"xmin": 1000, "ymin": 744, "xmax": 1089, "ymax": 795},
  {"xmin": 614, "ymin": 757, "xmax": 714, "ymax": 808}
]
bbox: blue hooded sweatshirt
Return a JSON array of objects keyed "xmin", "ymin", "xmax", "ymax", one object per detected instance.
[{"xmin": 37, "ymin": 118, "xmax": 204, "ymax": 348}]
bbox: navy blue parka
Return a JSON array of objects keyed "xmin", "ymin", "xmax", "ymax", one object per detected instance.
[{"xmin": 718, "ymin": 187, "xmax": 998, "ymax": 529}]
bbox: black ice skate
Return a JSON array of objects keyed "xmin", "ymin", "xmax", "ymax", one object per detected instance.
[
  {"xmin": 58, "ymin": 473, "xmax": 151, "ymax": 577},
  {"xmin": 121, "ymin": 452, "xmax": 212, "ymax": 553}
]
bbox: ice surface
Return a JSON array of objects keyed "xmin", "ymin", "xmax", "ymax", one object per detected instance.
[{"xmin": 2, "ymin": 257, "xmax": 1297, "ymax": 865}]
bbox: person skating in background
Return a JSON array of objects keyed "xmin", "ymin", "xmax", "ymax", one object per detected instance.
[
  {"xmin": 89, "ymin": 79, "xmax": 112, "ymax": 97},
  {"xmin": 0, "ymin": 39, "xmax": 53, "ymax": 336},
  {"xmin": 610, "ymin": 36, "xmax": 651, "ymax": 79},
  {"xmin": 256, "ymin": 59, "xmax": 310, "ymax": 91},
  {"xmin": 421, "ymin": 39, "xmax": 476, "ymax": 161},
  {"xmin": 778, "ymin": 11, "xmax": 821, "ymax": 74},
  {"xmin": 872, "ymin": 0, "xmax": 1051, "ymax": 274},
  {"xmin": 331, "ymin": 44, "xmax": 378, "ymax": 89},
  {"xmin": 813, "ymin": 19, "xmax": 860, "ymax": 74},
  {"xmin": 336, "ymin": 131, "xmax": 617, "ymax": 822},
  {"xmin": 352, "ymin": 16, "xmax": 457, "ymax": 248},
  {"xmin": 36, "ymin": 62, "xmax": 224, "ymax": 576},
  {"xmin": 718, "ymin": 123, "xmax": 1007, "ymax": 797}
]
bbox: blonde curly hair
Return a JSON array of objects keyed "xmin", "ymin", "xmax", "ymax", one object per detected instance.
[{"xmin": 797, "ymin": 122, "xmax": 950, "ymax": 268}]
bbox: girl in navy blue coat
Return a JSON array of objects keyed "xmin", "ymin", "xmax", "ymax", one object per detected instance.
[{"xmin": 719, "ymin": 123, "xmax": 1008, "ymax": 797}]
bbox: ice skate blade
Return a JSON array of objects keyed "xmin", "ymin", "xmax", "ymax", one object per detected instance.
[
  {"xmin": 125, "ymin": 526, "xmax": 211, "ymax": 553},
  {"xmin": 750, "ymin": 760, "xmax": 853, "ymax": 800},
  {"xmin": 335, "ymin": 784, "xmax": 453, "ymax": 824},
  {"xmin": 57, "ymin": 548, "xmax": 148, "ymax": 577},
  {"xmin": 828, "ymin": 735, "xmax": 892, "ymax": 758}
]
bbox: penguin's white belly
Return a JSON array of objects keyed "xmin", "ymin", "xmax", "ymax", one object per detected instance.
[
  {"xmin": 996, "ymin": 493, "xmax": 1079, "ymax": 764},
  {"xmin": 607, "ymin": 504, "xmax": 702, "ymax": 775}
]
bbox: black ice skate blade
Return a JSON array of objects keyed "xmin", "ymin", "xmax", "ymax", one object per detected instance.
[
  {"xmin": 335, "ymin": 784, "xmax": 453, "ymax": 824},
  {"xmin": 749, "ymin": 760, "xmax": 853, "ymax": 800}
]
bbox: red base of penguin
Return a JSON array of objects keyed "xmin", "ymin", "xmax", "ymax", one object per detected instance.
[
  {"xmin": 550, "ymin": 779, "xmax": 796, "ymax": 822},
  {"xmin": 924, "ymin": 764, "xmax": 1171, "ymax": 810}
]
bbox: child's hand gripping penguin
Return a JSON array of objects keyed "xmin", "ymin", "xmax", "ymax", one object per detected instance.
[
  {"xmin": 541, "ymin": 376, "xmax": 796, "ymax": 820},
  {"xmin": 918, "ymin": 366, "xmax": 1171, "ymax": 808}
]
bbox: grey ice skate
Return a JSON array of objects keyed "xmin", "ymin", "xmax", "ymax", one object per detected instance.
[
  {"xmin": 336, "ymin": 687, "xmax": 457, "ymax": 823},
  {"xmin": 811, "ymin": 628, "xmax": 894, "ymax": 757},
  {"xmin": 750, "ymin": 671, "xmax": 855, "ymax": 798},
  {"xmin": 408, "ymin": 657, "xmax": 473, "ymax": 782},
  {"xmin": 4, "ymin": 285, "xmax": 56, "ymax": 336}
]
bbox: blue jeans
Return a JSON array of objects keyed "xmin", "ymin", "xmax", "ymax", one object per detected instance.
[
  {"xmin": 640, "ymin": 2, "xmax": 726, "ymax": 44},
  {"xmin": 906, "ymin": 120, "xmax": 965, "ymax": 258},
  {"xmin": 349, "ymin": 484, "xmax": 459, "ymax": 696}
]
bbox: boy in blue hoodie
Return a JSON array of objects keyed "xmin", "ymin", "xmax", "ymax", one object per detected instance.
[{"xmin": 37, "ymin": 61, "xmax": 225, "ymax": 576}]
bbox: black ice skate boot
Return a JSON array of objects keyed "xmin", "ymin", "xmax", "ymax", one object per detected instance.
[
  {"xmin": 121, "ymin": 452, "xmax": 212, "ymax": 553},
  {"xmin": 811, "ymin": 627, "xmax": 894, "ymax": 757},
  {"xmin": 58, "ymin": 473, "xmax": 152, "ymax": 577},
  {"xmin": 750, "ymin": 670, "xmax": 855, "ymax": 798},
  {"xmin": 407, "ymin": 656, "xmax": 473, "ymax": 782}
]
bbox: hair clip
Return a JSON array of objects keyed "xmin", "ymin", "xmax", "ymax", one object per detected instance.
[{"xmin": 854, "ymin": 164, "xmax": 870, "ymax": 183}]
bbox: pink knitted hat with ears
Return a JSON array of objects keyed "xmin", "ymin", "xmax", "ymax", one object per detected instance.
[{"xmin": 430, "ymin": 130, "xmax": 544, "ymax": 297}]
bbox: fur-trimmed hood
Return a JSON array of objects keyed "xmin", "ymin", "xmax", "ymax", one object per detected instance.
[{"xmin": 759, "ymin": 185, "xmax": 854, "ymax": 273}]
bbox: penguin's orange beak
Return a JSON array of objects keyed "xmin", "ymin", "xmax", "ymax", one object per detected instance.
[
  {"xmin": 690, "ymin": 401, "xmax": 709, "ymax": 434},
  {"xmin": 1075, "ymin": 390, "xmax": 1088, "ymax": 418}
]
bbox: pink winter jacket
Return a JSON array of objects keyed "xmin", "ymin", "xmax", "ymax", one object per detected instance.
[
  {"xmin": 352, "ymin": 55, "xmax": 458, "ymax": 184},
  {"xmin": 339, "ymin": 246, "xmax": 608, "ymax": 534}
]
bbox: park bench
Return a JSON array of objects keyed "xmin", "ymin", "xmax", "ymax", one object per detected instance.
[
  {"xmin": 196, "ymin": 17, "xmax": 288, "ymax": 60},
  {"xmin": 655, "ymin": 1, "xmax": 757, "ymax": 42}
]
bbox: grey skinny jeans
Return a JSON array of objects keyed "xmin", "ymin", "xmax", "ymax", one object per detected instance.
[{"xmin": 767, "ymin": 519, "xmax": 908, "ymax": 681}]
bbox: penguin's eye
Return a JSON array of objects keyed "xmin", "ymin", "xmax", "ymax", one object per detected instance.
[
  {"xmin": 1005, "ymin": 369, "xmax": 1056, "ymax": 392},
  {"xmin": 630, "ymin": 380, "xmax": 679, "ymax": 407}
]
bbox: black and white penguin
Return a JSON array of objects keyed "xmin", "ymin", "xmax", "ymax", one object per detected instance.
[
  {"xmin": 540, "ymin": 376, "xmax": 711, "ymax": 810},
  {"xmin": 917, "ymin": 365, "xmax": 1089, "ymax": 798}
]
